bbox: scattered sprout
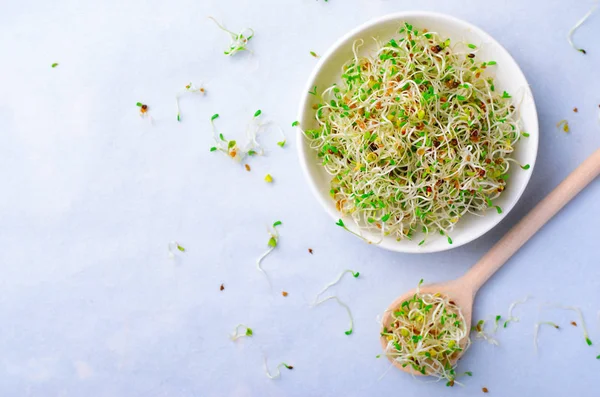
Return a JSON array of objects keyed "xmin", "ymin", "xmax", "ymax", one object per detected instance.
[
  {"xmin": 314, "ymin": 295, "xmax": 354, "ymax": 336},
  {"xmin": 472, "ymin": 319, "xmax": 499, "ymax": 345},
  {"xmin": 209, "ymin": 111, "xmax": 272, "ymax": 163},
  {"xmin": 264, "ymin": 357, "xmax": 293, "ymax": 379},
  {"xmin": 264, "ymin": 174, "xmax": 273, "ymax": 183},
  {"xmin": 542, "ymin": 304, "xmax": 592, "ymax": 347},
  {"xmin": 503, "ymin": 296, "xmax": 530, "ymax": 328},
  {"xmin": 493, "ymin": 315, "xmax": 502, "ymax": 332},
  {"xmin": 51, "ymin": 63, "xmax": 59, "ymax": 68},
  {"xmin": 303, "ymin": 25, "xmax": 521, "ymax": 245},
  {"xmin": 313, "ymin": 269, "xmax": 360, "ymax": 306},
  {"xmin": 256, "ymin": 221, "xmax": 282, "ymax": 285},
  {"xmin": 230, "ymin": 324, "xmax": 253, "ymax": 340},
  {"xmin": 168, "ymin": 241, "xmax": 186, "ymax": 258},
  {"xmin": 209, "ymin": 16, "xmax": 254, "ymax": 56},
  {"xmin": 381, "ymin": 280, "xmax": 470, "ymax": 383},
  {"xmin": 557, "ymin": 119, "xmax": 570, "ymax": 133},
  {"xmin": 335, "ymin": 219, "xmax": 372, "ymax": 243},
  {"xmin": 568, "ymin": 4, "xmax": 597, "ymax": 54},
  {"xmin": 175, "ymin": 82, "xmax": 206, "ymax": 121}
]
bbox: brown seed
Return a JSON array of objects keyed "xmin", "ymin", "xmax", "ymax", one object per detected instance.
[
  {"xmin": 220, "ymin": 284, "xmax": 225, "ymax": 291},
  {"xmin": 479, "ymin": 169, "xmax": 486, "ymax": 177},
  {"xmin": 282, "ymin": 291, "xmax": 288, "ymax": 297},
  {"xmin": 571, "ymin": 321, "xmax": 577, "ymax": 327},
  {"xmin": 448, "ymin": 380, "xmax": 455, "ymax": 387},
  {"xmin": 573, "ymin": 107, "xmax": 578, "ymax": 113},
  {"xmin": 141, "ymin": 104, "xmax": 148, "ymax": 110},
  {"xmin": 287, "ymin": 365, "xmax": 294, "ymax": 370},
  {"xmin": 482, "ymin": 387, "xmax": 489, "ymax": 393},
  {"xmin": 312, "ymin": 104, "xmax": 319, "ymax": 110},
  {"xmin": 308, "ymin": 248, "xmax": 313, "ymax": 254},
  {"xmin": 468, "ymin": 53, "xmax": 475, "ymax": 58},
  {"xmin": 244, "ymin": 164, "xmax": 251, "ymax": 172},
  {"xmin": 199, "ymin": 88, "xmax": 205, "ymax": 93},
  {"xmin": 485, "ymin": 158, "xmax": 492, "ymax": 164}
]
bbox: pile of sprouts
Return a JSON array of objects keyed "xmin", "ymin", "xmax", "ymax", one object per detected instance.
[
  {"xmin": 381, "ymin": 280, "xmax": 470, "ymax": 384},
  {"xmin": 304, "ymin": 23, "xmax": 528, "ymax": 244}
]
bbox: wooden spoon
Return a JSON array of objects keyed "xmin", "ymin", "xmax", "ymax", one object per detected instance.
[{"xmin": 380, "ymin": 147, "xmax": 600, "ymax": 375}]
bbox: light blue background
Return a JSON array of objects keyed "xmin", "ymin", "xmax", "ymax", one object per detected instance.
[{"xmin": 1, "ymin": 0, "xmax": 599, "ymax": 396}]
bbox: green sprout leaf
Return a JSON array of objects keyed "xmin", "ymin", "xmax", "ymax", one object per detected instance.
[
  {"xmin": 586, "ymin": 337, "xmax": 593, "ymax": 346},
  {"xmin": 210, "ymin": 147, "xmax": 217, "ymax": 152},
  {"xmin": 227, "ymin": 140, "xmax": 236, "ymax": 149},
  {"xmin": 254, "ymin": 109, "xmax": 262, "ymax": 118},
  {"xmin": 345, "ymin": 328, "xmax": 353, "ymax": 335},
  {"xmin": 502, "ymin": 91, "xmax": 512, "ymax": 99},
  {"xmin": 248, "ymin": 150, "xmax": 257, "ymax": 156},
  {"xmin": 447, "ymin": 236, "xmax": 453, "ymax": 244},
  {"xmin": 211, "ymin": 113, "xmax": 219, "ymax": 121},
  {"xmin": 352, "ymin": 272, "xmax": 360, "ymax": 278},
  {"xmin": 219, "ymin": 133, "xmax": 226, "ymax": 141},
  {"xmin": 308, "ymin": 86, "xmax": 317, "ymax": 96},
  {"xmin": 176, "ymin": 244, "xmax": 185, "ymax": 252},
  {"xmin": 292, "ymin": 121, "xmax": 299, "ymax": 127},
  {"xmin": 336, "ymin": 219, "xmax": 345, "ymax": 227},
  {"xmin": 268, "ymin": 237, "xmax": 277, "ymax": 248},
  {"xmin": 51, "ymin": 63, "xmax": 59, "ymax": 68},
  {"xmin": 277, "ymin": 140, "xmax": 286, "ymax": 148},
  {"xmin": 467, "ymin": 43, "xmax": 477, "ymax": 49},
  {"xmin": 136, "ymin": 102, "xmax": 143, "ymax": 107},
  {"xmin": 521, "ymin": 164, "xmax": 531, "ymax": 170},
  {"xmin": 245, "ymin": 328, "xmax": 253, "ymax": 336},
  {"xmin": 273, "ymin": 221, "xmax": 282, "ymax": 227},
  {"xmin": 487, "ymin": 61, "xmax": 497, "ymax": 65},
  {"xmin": 310, "ymin": 51, "xmax": 319, "ymax": 58},
  {"xmin": 264, "ymin": 174, "xmax": 273, "ymax": 183}
]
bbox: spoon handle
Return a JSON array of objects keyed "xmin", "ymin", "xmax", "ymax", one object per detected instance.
[{"xmin": 462, "ymin": 147, "xmax": 600, "ymax": 293}]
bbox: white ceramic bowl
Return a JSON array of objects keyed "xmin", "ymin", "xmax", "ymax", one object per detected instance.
[{"xmin": 297, "ymin": 11, "xmax": 539, "ymax": 253}]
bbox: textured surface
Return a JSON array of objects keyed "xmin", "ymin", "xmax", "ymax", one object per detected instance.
[{"xmin": 0, "ymin": 0, "xmax": 599, "ymax": 396}]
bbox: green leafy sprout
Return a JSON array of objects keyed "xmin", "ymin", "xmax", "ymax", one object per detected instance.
[
  {"xmin": 256, "ymin": 220, "xmax": 282, "ymax": 285},
  {"xmin": 209, "ymin": 16, "xmax": 254, "ymax": 56},
  {"xmin": 230, "ymin": 324, "xmax": 253, "ymax": 340}
]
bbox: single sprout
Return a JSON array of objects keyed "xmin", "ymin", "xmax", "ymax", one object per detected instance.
[
  {"xmin": 264, "ymin": 174, "xmax": 273, "ymax": 183},
  {"xmin": 313, "ymin": 269, "xmax": 360, "ymax": 304},
  {"xmin": 230, "ymin": 324, "xmax": 253, "ymax": 340},
  {"xmin": 335, "ymin": 219, "xmax": 372, "ymax": 243},
  {"xmin": 209, "ymin": 16, "xmax": 254, "ymax": 56},
  {"xmin": 256, "ymin": 221, "xmax": 282, "ymax": 284},
  {"xmin": 168, "ymin": 241, "xmax": 186, "ymax": 258},
  {"xmin": 51, "ymin": 63, "xmax": 59, "ymax": 68},
  {"xmin": 503, "ymin": 296, "xmax": 530, "ymax": 328},
  {"xmin": 556, "ymin": 119, "xmax": 570, "ymax": 133},
  {"xmin": 533, "ymin": 321, "xmax": 560, "ymax": 352},
  {"xmin": 313, "ymin": 295, "xmax": 355, "ymax": 335},
  {"xmin": 175, "ymin": 82, "xmax": 206, "ymax": 121},
  {"xmin": 303, "ymin": 25, "xmax": 522, "ymax": 245},
  {"xmin": 264, "ymin": 357, "xmax": 293, "ymax": 379},
  {"xmin": 381, "ymin": 280, "xmax": 470, "ymax": 383},
  {"xmin": 567, "ymin": 4, "xmax": 597, "ymax": 54},
  {"xmin": 310, "ymin": 51, "xmax": 320, "ymax": 58},
  {"xmin": 493, "ymin": 315, "xmax": 502, "ymax": 332}
]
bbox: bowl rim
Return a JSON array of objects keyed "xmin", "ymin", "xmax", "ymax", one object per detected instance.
[{"xmin": 296, "ymin": 11, "xmax": 539, "ymax": 254}]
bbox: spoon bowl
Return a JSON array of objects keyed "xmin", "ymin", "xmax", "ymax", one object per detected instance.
[{"xmin": 380, "ymin": 279, "xmax": 474, "ymax": 375}]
